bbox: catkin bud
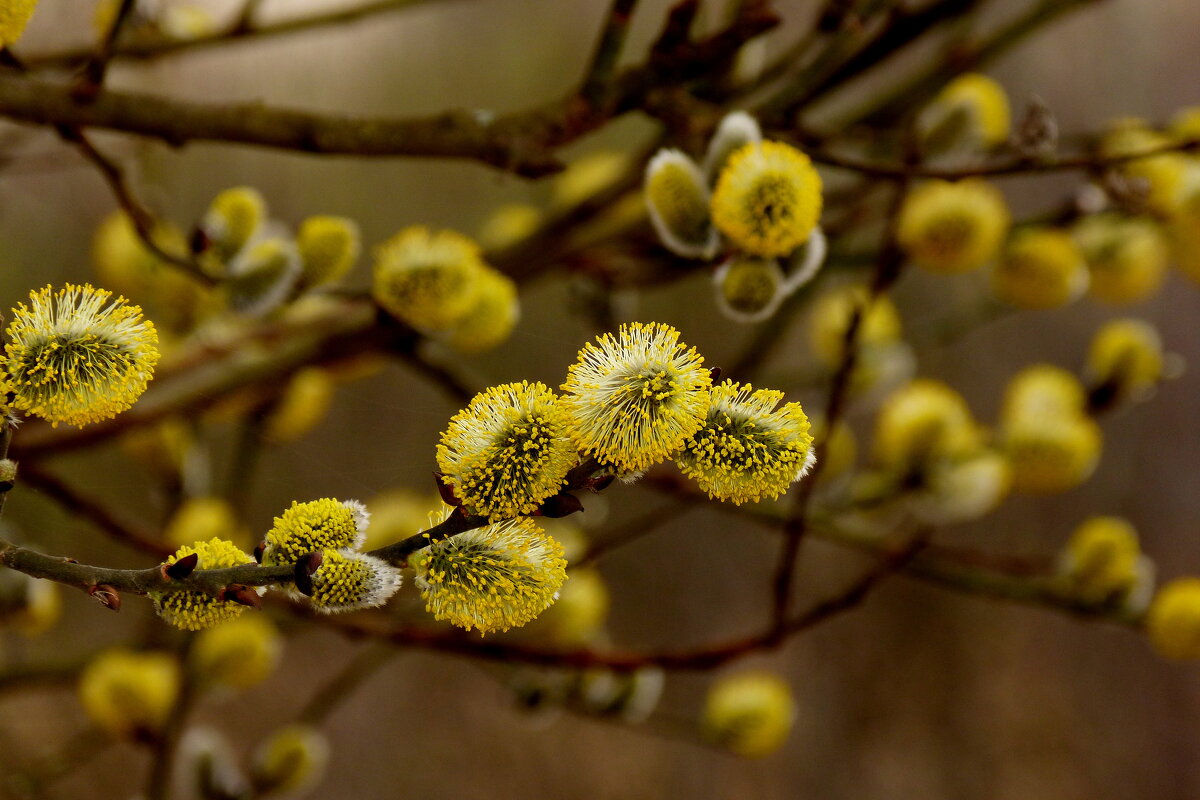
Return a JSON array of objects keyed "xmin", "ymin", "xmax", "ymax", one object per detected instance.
[
  {"xmin": 79, "ymin": 649, "xmax": 181, "ymax": 738},
  {"xmin": 263, "ymin": 367, "xmax": 336, "ymax": 443},
  {"xmin": 297, "ymin": 216, "xmax": 361, "ymax": 288},
  {"xmin": 201, "ymin": 187, "xmax": 267, "ymax": 267},
  {"xmin": 0, "ymin": 0, "xmax": 37, "ymax": 46},
  {"xmin": 251, "ymin": 724, "xmax": 330, "ymax": 796},
  {"xmin": 918, "ymin": 73, "xmax": 1011, "ymax": 152},
  {"xmin": 702, "ymin": 671, "xmax": 796, "ymax": 757},
  {"xmin": 1073, "ymin": 214, "xmax": 1168, "ymax": 304},
  {"xmin": 1086, "ymin": 318, "xmax": 1165, "ymax": 404},
  {"xmin": 713, "ymin": 256, "xmax": 786, "ymax": 323},
  {"xmin": 711, "ymin": 141, "xmax": 823, "ymax": 258},
  {"xmin": 898, "ymin": 179, "xmax": 1010, "ymax": 274},
  {"xmin": 1058, "ymin": 517, "xmax": 1146, "ymax": 605},
  {"xmin": 1146, "ymin": 578, "xmax": 1200, "ymax": 660},
  {"xmin": 644, "ymin": 149, "xmax": 719, "ymax": 259},
  {"xmin": 991, "ymin": 227, "xmax": 1088, "ymax": 309},
  {"xmin": 372, "ymin": 226, "xmax": 485, "ymax": 330},
  {"xmin": 190, "ymin": 614, "xmax": 283, "ymax": 689}
]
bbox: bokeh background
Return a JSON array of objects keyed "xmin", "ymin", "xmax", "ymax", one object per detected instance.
[{"xmin": 2, "ymin": 0, "xmax": 1200, "ymax": 797}]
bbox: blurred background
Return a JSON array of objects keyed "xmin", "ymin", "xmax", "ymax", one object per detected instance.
[{"xmin": 2, "ymin": 0, "xmax": 1200, "ymax": 798}]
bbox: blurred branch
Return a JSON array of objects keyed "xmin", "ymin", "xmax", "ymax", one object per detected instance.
[
  {"xmin": 23, "ymin": 0, "xmax": 454, "ymax": 69},
  {"xmin": 55, "ymin": 127, "xmax": 214, "ymax": 286},
  {"xmin": 78, "ymin": 0, "xmax": 137, "ymax": 93},
  {"xmin": 768, "ymin": 153, "xmax": 914, "ymax": 641},
  {"xmin": 18, "ymin": 462, "xmax": 170, "ymax": 558},
  {"xmin": 0, "ymin": 4, "xmax": 778, "ymax": 177},
  {"xmin": 842, "ymin": 0, "xmax": 1106, "ymax": 128},
  {"xmin": 145, "ymin": 641, "xmax": 196, "ymax": 800},
  {"xmin": 805, "ymin": 136, "xmax": 1200, "ymax": 180}
]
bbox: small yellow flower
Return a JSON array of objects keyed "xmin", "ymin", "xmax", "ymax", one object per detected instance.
[
  {"xmin": 372, "ymin": 226, "xmax": 485, "ymax": 330},
  {"xmin": 674, "ymin": 380, "xmax": 814, "ymax": 505},
  {"xmin": 897, "ymin": 179, "xmax": 1010, "ymax": 273},
  {"xmin": 261, "ymin": 498, "xmax": 368, "ymax": 567},
  {"xmin": 442, "ymin": 266, "xmax": 520, "ymax": 354},
  {"xmin": 223, "ymin": 237, "xmax": 302, "ymax": 317},
  {"xmin": 702, "ymin": 671, "xmax": 796, "ymax": 758},
  {"xmin": 152, "ymin": 538, "xmax": 258, "ymax": 631},
  {"xmin": 297, "ymin": 216, "xmax": 361, "ymax": 288},
  {"xmin": 1002, "ymin": 414, "xmax": 1102, "ymax": 494},
  {"xmin": 992, "ymin": 227, "xmax": 1088, "ymax": 309},
  {"xmin": 554, "ymin": 151, "xmax": 631, "ymax": 209},
  {"xmin": 0, "ymin": 0, "xmax": 37, "ymax": 47},
  {"xmin": 202, "ymin": 187, "xmax": 267, "ymax": 266},
  {"xmin": 1100, "ymin": 119, "xmax": 1187, "ymax": 215},
  {"xmin": 306, "ymin": 549, "xmax": 402, "ymax": 613},
  {"xmin": 411, "ymin": 514, "xmax": 567, "ymax": 635},
  {"xmin": 1000, "ymin": 364, "xmax": 1087, "ymax": 423},
  {"xmin": 644, "ymin": 149, "xmax": 718, "ymax": 259},
  {"xmin": 914, "ymin": 448, "xmax": 1011, "ymax": 524},
  {"xmin": 873, "ymin": 379, "xmax": 980, "ymax": 474},
  {"xmin": 437, "ymin": 381, "xmax": 577, "ymax": 521},
  {"xmin": 1086, "ymin": 318, "xmax": 1164, "ymax": 401},
  {"xmin": 251, "ymin": 725, "xmax": 330, "ymax": 796},
  {"xmin": 5, "ymin": 284, "xmax": 160, "ymax": 427},
  {"xmin": 477, "ymin": 204, "xmax": 542, "ymax": 251},
  {"xmin": 807, "ymin": 285, "xmax": 903, "ymax": 367},
  {"xmin": 263, "ymin": 367, "xmax": 336, "ymax": 443},
  {"xmin": 190, "ymin": 614, "xmax": 283, "ymax": 689},
  {"xmin": 711, "ymin": 141, "xmax": 823, "ymax": 257},
  {"xmin": 713, "ymin": 256, "xmax": 786, "ymax": 323},
  {"xmin": 79, "ymin": 649, "xmax": 180, "ymax": 738},
  {"xmin": 1059, "ymin": 517, "xmax": 1143, "ymax": 605},
  {"xmin": 1146, "ymin": 578, "xmax": 1200, "ymax": 660},
  {"xmin": 560, "ymin": 322, "xmax": 712, "ymax": 472},
  {"xmin": 919, "ymin": 73, "xmax": 1011, "ymax": 150},
  {"xmin": 1073, "ymin": 214, "xmax": 1168, "ymax": 304}
]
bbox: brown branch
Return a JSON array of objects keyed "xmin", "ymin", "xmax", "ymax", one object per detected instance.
[
  {"xmin": 24, "ymin": 0, "xmax": 453, "ymax": 69},
  {"xmin": 767, "ymin": 153, "xmax": 915, "ymax": 641},
  {"xmin": 78, "ymin": 0, "xmax": 138, "ymax": 95},
  {"xmin": 0, "ymin": 7, "xmax": 777, "ymax": 177},
  {"xmin": 17, "ymin": 462, "xmax": 170, "ymax": 558},
  {"xmin": 329, "ymin": 531, "xmax": 926, "ymax": 671},
  {"xmin": 805, "ymin": 136, "xmax": 1200, "ymax": 180},
  {"xmin": 56, "ymin": 127, "xmax": 214, "ymax": 285}
]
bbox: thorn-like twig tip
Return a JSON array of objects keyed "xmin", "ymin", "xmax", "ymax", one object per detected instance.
[
  {"xmin": 88, "ymin": 584, "xmax": 121, "ymax": 611},
  {"xmin": 221, "ymin": 584, "xmax": 262, "ymax": 608},
  {"xmin": 293, "ymin": 552, "xmax": 323, "ymax": 596},
  {"xmin": 162, "ymin": 552, "xmax": 199, "ymax": 580}
]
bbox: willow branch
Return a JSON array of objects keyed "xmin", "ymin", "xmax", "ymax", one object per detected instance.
[
  {"xmin": 0, "ymin": 6, "xmax": 777, "ymax": 177},
  {"xmin": 24, "ymin": 0, "xmax": 452, "ymax": 69}
]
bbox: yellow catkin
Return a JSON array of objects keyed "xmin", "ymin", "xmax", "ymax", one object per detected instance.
[
  {"xmin": 297, "ymin": 216, "xmax": 361, "ymax": 288},
  {"xmin": 674, "ymin": 380, "xmax": 814, "ymax": 504},
  {"xmin": 702, "ymin": 671, "xmax": 796, "ymax": 757},
  {"xmin": 437, "ymin": 381, "xmax": 578, "ymax": 521},
  {"xmin": 711, "ymin": 141, "xmax": 823, "ymax": 257},
  {"xmin": 897, "ymin": 180, "xmax": 1010, "ymax": 273},
  {"xmin": 261, "ymin": 498, "xmax": 367, "ymax": 566},
  {"xmin": 991, "ymin": 227, "xmax": 1089, "ymax": 309},
  {"xmin": 0, "ymin": 0, "xmax": 37, "ymax": 46},
  {"xmin": 1086, "ymin": 318, "xmax": 1164, "ymax": 400},
  {"xmin": 190, "ymin": 614, "xmax": 283, "ymax": 689},
  {"xmin": 1060, "ymin": 517, "xmax": 1142, "ymax": 604},
  {"xmin": 79, "ymin": 649, "xmax": 180, "ymax": 738},
  {"xmin": 1146, "ymin": 578, "xmax": 1200, "ymax": 660},
  {"xmin": 306, "ymin": 549, "xmax": 402, "ymax": 613},
  {"xmin": 5, "ymin": 284, "xmax": 159, "ymax": 427},
  {"xmin": 372, "ymin": 226, "xmax": 487, "ymax": 329},
  {"xmin": 1073, "ymin": 214, "xmax": 1168, "ymax": 304},
  {"xmin": 644, "ymin": 149, "xmax": 718, "ymax": 259},
  {"xmin": 442, "ymin": 266, "xmax": 520, "ymax": 353},
  {"xmin": 152, "ymin": 538, "xmax": 257, "ymax": 631},
  {"xmin": 873, "ymin": 379, "xmax": 980, "ymax": 473},
  {"xmin": 411, "ymin": 514, "xmax": 567, "ymax": 635},
  {"xmin": 560, "ymin": 322, "xmax": 712, "ymax": 472}
]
